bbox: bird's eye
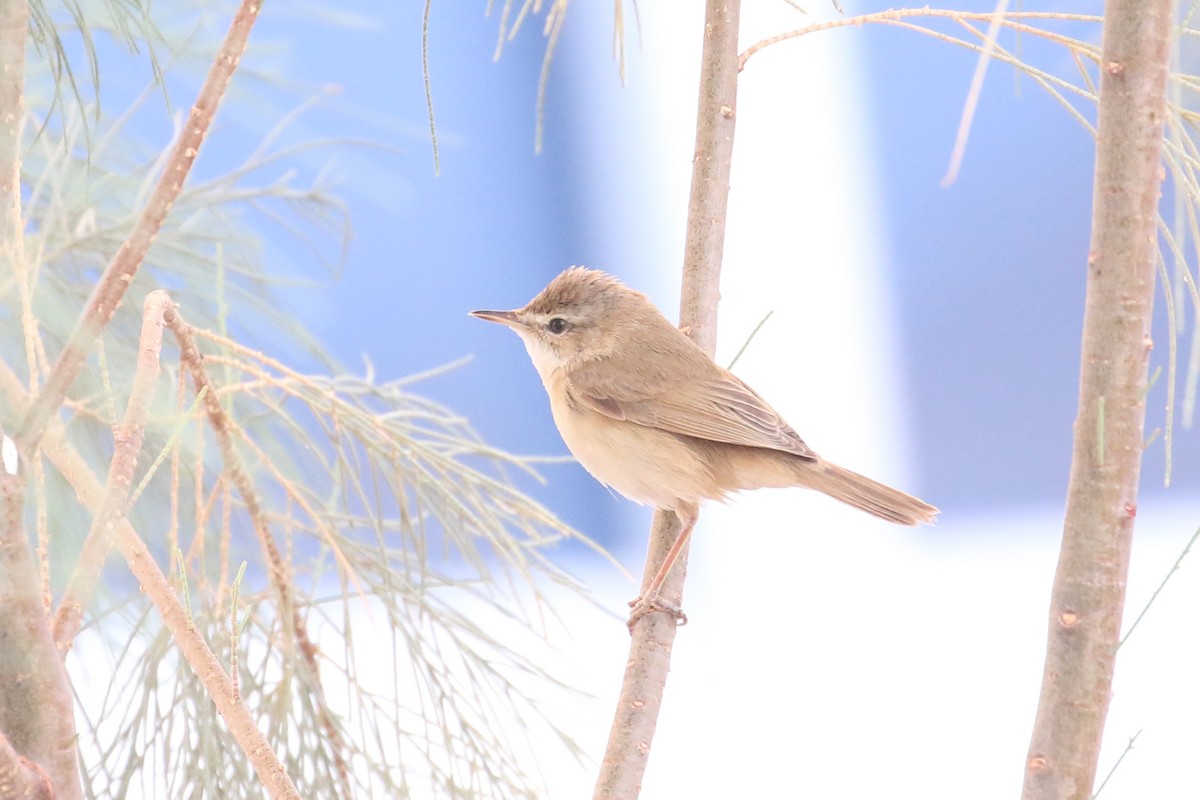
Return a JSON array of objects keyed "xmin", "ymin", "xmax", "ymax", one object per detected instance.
[{"xmin": 547, "ymin": 317, "xmax": 569, "ymax": 334}]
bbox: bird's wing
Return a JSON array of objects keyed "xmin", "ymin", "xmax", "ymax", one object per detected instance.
[{"xmin": 566, "ymin": 353, "xmax": 817, "ymax": 460}]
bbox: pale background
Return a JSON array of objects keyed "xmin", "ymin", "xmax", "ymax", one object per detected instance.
[{"xmin": 81, "ymin": 1, "xmax": 1200, "ymax": 796}]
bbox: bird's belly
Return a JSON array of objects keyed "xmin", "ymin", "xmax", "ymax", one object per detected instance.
[{"xmin": 549, "ymin": 398, "xmax": 717, "ymax": 511}]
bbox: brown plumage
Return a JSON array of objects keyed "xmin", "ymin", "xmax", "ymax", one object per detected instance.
[{"xmin": 472, "ymin": 267, "xmax": 937, "ymax": 621}]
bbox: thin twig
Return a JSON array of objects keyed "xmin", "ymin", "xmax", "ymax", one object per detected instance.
[
  {"xmin": 1092, "ymin": 730, "xmax": 1140, "ymax": 798},
  {"xmin": 727, "ymin": 309, "xmax": 774, "ymax": 370},
  {"xmin": 941, "ymin": 0, "xmax": 1009, "ymax": 186},
  {"xmin": 1119, "ymin": 524, "xmax": 1200, "ymax": 648},
  {"xmin": 231, "ymin": 560, "xmax": 247, "ymax": 701},
  {"xmin": 739, "ymin": 9, "xmax": 1100, "ymax": 71},
  {"xmin": 534, "ymin": 2, "xmax": 567, "ymax": 153},
  {"xmin": 422, "ymin": 0, "xmax": 439, "ymax": 174}
]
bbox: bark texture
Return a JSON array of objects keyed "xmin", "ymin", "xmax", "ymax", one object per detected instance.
[
  {"xmin": 1022, "ymin": 3, "xmax": 1173, "ymax": 799},
  {"xmin": 592, "ymin": 2, "xmax": 740, "ymax": 798},
  {"xmin": 0, "ymin": 0, "xmax": 83, "ymax": 796},
  {"xmin": 0, "ymin": 464, "xmax": 81, "ymax": 799}
]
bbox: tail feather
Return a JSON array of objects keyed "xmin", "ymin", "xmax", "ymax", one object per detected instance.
[{"xmin": 805, "ymin": 461, "xmax": 938, "ymax": 526}]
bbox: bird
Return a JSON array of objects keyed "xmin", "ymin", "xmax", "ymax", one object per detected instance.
[{"xmin": 471, "ymin": 266, "xmax": 937, "ymax": 625}]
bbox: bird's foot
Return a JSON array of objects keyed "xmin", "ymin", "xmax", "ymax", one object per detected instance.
[{"xmin": 626, "ymin": 593, "xmax": 688, "ymax": 632}]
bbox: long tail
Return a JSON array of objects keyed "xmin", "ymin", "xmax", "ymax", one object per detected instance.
[{"xmin": 803, "ymin": 461, "xmax": 938, "ymax": 526}]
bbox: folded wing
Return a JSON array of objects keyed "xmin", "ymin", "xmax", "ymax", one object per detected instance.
[{"xmin": 567, "ymin": 353, "xmax": 816, "ymax": 461}]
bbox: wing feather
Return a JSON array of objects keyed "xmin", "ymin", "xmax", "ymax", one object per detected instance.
[{"xmin": 566, "ymin": 351, "xmax": 816, "ymax": 460}]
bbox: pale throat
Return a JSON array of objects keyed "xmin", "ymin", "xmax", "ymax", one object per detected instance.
[{"xmin": 517, "ymin": 331, "xmax": 567, "ymax": 384}]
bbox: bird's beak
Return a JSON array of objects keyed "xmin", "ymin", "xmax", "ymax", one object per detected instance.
[{"xmin": 469, "ymin": 309, "xmax": 524, "ymax": 329}]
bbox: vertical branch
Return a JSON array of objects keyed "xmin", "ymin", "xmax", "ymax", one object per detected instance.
[
  {"xmin": 15, "ymin": 0, "xmax": 266, "ymax": 453},
  {"xmin": 0, "ymin": 448, "xmax": 81, "ymax": 800},
  {"xmin": 0, "ymin": 0, "xmax": 24, "ymax": 210},
  {"xmin": 592, "ymin": 2, "xmax": 741, "ymax": 799},
  {"xmin": 1021, "ymin": 2, "xmax": 1172, "ymax": 799},
  {"xmin": 679, "ymin": 1, "xmax": 740, "ymax": 355},
  {"xmin": 0, "ymin": 0, "xmax": 78, "ymax": 795}
]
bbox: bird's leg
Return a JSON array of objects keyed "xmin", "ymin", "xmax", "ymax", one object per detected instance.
[{"xmin": 628, "ymin": 504, "xmax": 697, "ymax": 630}]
